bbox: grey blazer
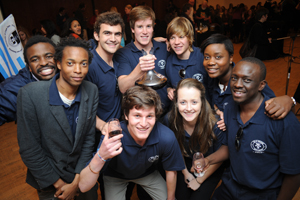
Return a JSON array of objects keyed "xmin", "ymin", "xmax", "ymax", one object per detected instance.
[{"xmin": 17, "ymin": 78, "xmax": 98, "ymax": 189}]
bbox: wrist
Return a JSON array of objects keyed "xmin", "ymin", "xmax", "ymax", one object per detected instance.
[
  {"xmin": 195, "ymin": 177, "xmax": 201, "ymax": 185},
  {"xmin": 291, "ymin": 97, "xmax": 296, "ymax": 108},
  {"xmin": 97, "ymin": 149, "xmax": 107, "ymax": 162}
]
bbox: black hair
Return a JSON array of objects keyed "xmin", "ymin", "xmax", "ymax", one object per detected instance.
[
  {"xmin": 60, "ymin": 17, "xmax": 82, "ymax": 38},
  {"xmin": 54, "ymin": 37, "xmax": 93, "ymax": 64},
  {"xmin": 40, "ymin": 19, "xmax": 58, "ymax": 38},
  {"xmin": 200, "ymin": 33, "xmax": 234, "ymax": 55},
  {"xmin": 23, "ymin": 35, "xmax": 55, "ymax": 65},
  {"xmin": 59, "ymin": 7, "xmax": 65, "ymax": 13},
  {"xmin": 238, "ymin": 57, "xmax": 266, "ymax": 81},
  {"xmin": 255, "ymin": 7, "xmax": 269, "ymax": 20},
  {"xmin": 182, "ymin": 3, "xmax": 192, "ymax": 13}
]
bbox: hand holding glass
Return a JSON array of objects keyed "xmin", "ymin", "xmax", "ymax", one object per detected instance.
[
  {"xmin": 193, "ymin": 152, "xmax": 205, "ymax": 177},
  {"xmin": 108, "ymin": 118, "xmax": 122, "ymax": 138}
]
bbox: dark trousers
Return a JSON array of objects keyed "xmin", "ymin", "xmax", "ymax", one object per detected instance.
[
  {"xmin": 37, "ymin": 183, "xmax": 98, "ymax": 200},
  {"xmin": 212, "ymin": 171, "xmax": 280, "ymax": 200}
]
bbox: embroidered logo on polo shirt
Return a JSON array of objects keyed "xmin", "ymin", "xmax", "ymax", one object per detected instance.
[
  {"xmin": 250, "ymin": 140, "xmax": 267, "ymax": 153},
  {"xmin": 148, "ymin": 155, "xmax": 159, "ymax": 162},
  {"xmin": 192, "ymin": 73, "xmax": 203, "ymax": 83},
  {"xmin": 223, "ymin": 102, "xmax": 228, "ymax": 110},
  {"xmin": 158, "ymin": 60, "xmax": 166, "ymax": 69}
]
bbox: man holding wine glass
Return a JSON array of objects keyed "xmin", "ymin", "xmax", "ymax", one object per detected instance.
[
  {"xmin": 199, "ymin": 57, "xmax": 300, "ymax": 200},
  {"xmin": 79, "ymin": 86, "xmax": 185, "ymax": 200}
]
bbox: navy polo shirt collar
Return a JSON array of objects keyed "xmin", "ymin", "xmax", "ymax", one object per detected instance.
[
  {"xmin": 121, "ymin": 121, "xmax": 159, "ymax": 147},
  {"xmin": 234, "ymin": 95, "xmax": 269, "ymax": 126},
  {"xmin": 49, "ymin": 73, "xmax": 82, "ymax": 106},
  {"xmin": 172, "ymin": 45, "xmax": 197, "ymax": 67},
  {"xmin": 92, "ymin": 49, "xmax": 119, "ymax": 73},
  {"xmin": 129, "ymin": 39, "xmax": 160, "ymax": 53}
]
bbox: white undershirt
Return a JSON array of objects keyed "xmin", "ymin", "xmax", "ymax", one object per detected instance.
[
  {"xmin": 218, "ymin": 83, "xmax": 227, "ymax": 94},
  {"xmin": 59, "ymin": 92, "xmax": 74, "ymax": 106}
]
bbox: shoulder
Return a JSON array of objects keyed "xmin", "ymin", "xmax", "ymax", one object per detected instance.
[
  {"xmin": 156, "ymin": 122, "xmax": 177, "ymax": 143},
  {"xmin": 81, "ymin": 80, "xmax": 98, "ymax": 92}
]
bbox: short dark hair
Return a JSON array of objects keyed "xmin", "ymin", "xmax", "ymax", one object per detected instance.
[
  {"xmin": 182, "ymin": 3, "xmax": 192, "ymax": 13},
  {"xmin": 122, "ymin": 85, "xmax": 163, "ymax": 120},
  {"xmin": 23, "ymin": 35, "xmax": 56, "ymax": 65},
  {"xmin": 94, "ymin": 12, "xmax": 125, "ymax": 35},
  {"xmin": 238, "ymin": 57, "xmax": 266, "ymax": 81},
  {"xmin": 200, "ymin": 33, "xmax": 234, "ymax": 56},
  {"xmin": 40, "ymin": 19, "xmax": 58, "ymax": 38},
  {"xmin": 255, "ymin": 7, "xmax": 269, "ymax": 20},
  {"xmin": 54, "ymin": 37, "xmax": 93, "ymax": 64}
]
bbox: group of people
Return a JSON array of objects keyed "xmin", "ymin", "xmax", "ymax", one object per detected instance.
[{"xmin": 1, "ymin": 4, "xmax": 300, "ymax": 200}]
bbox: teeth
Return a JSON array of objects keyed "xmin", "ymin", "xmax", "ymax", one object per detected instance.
[{"xmin": 41, "ymin": 68, "xmax": 52, "ymax": 72}]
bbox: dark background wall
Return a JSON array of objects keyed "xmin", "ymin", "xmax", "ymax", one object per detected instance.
[{"xmin": 1, "ymin": 0, "xmax": 188, "ymax": 34}]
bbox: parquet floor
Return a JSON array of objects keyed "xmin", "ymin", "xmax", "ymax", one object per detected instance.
[{"xmin": 0, "ymin": 38, "xmax": 300, "ymax": 200}]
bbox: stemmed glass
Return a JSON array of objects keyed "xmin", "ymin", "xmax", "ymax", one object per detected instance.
[
  {"xmin": 136, "ymin": 47, "xmax": 167, "ymax": 90},
  {"xmin": 193, "ymin": 152, "xmax": 205, "ymax": 177},
  {"xmin": 108, "ymin": 118, "xmax": 122, "ymax": 138}
]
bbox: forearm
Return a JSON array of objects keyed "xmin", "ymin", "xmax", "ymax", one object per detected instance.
[
  {"xmin": 79, "ymin": 153, "xmax": 105, "ymax": 193},
  {"xmin": 207, "ymin": 145, "xmax": 229, "ymax": 165},
  {"xmin": 196, "ymin": 162, "xmax": 222, "ymax": 184},
  {"xmin": 118, "ymin": 67, "xmax": 144, "ymax": 93},
  {"xmin": 166, "ymin": 170, "xmax": 177, "ymax": 200},
  {"xmin": 277, "ymin": 174, "xmax": 300, "ymax": 200},
  {"xmin": 96, "ymin": 116, "xmax": 106, "ymax": 131}
]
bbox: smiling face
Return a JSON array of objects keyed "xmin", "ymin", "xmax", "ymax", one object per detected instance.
[
  {"xmin": 94, "ymin": 23, "xmax": 122, "ymax": 56},
  {"xmin": 203, "ymin": 43, "xmax": 233, "ymax": 81},
  {"xmin": 230, "ymin": 61, "xmax": 265, "ymax": 105},
  {"xmin": 70, "ymin": 20, "xmax": 81, "ymax": 35},
  {"xmin": 170, "ymin": 34, "xmax": 191, "ymax": 60},
  {"xmin": 125, "ymin": 106, "xmax": 156, "ymax": 146},
  {"xmin": 132, "ymin": 17, "xmax": 153, "ymax": 50},
  {"xmin": 26, "ymin": 42, "xmax": 57, "ymax": 80},
  {"xmin": 177, "ymin": 87, "xmax": 202, "ymax": 125},
  {"xmin": 56, "ymin": 46, "xmax": 89, "ymax": 89}
]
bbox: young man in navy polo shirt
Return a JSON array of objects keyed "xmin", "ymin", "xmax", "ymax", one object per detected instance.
[
  {"xmin": 85, "ymin": 11, "xmax": 124, "ymax": 133},
  {"xmin": 201, "ymin": 57, "xmax": 300, "ymax": 199},
  {"xmin": 114, "ymin": 5, "xmax": 170, "ymax": 112},
  {"xmin": 79, "ymin": 85, "xmax": 185, "ymax": 200},
  {"xmin": 17, "ymin": 37, "xmax": 98, "ymax": 200}
]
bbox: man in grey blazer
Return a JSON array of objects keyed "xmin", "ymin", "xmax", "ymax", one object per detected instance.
[{"xmin": 17, "ymin": 37, "xmax": 98, "ymax": 200}]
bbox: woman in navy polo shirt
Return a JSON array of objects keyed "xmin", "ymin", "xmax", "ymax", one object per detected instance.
[{"xmin": 166, "ymin": 78, "xmax": 225, "ymax": 200}]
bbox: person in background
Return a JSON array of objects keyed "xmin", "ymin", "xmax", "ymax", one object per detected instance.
[
  {"xmin": 123, "ymin": 4, "xmax": 133, "ymax": 44},
  {"xmin": 61, "ymin": 18, "xmax": 83, "ymax": 40},
  {"xmin": 40, "ymin": 19, "xmax": 61, "ymax": 45},
  {"xmin": 56, "ymin": 7, "xmax": 69, "ymax": 31},
  {"xmin": 18, "ymin": 26, "xmax": 31, "ymax": 47}
]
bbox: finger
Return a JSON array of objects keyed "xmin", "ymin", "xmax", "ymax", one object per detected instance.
[{"xmin": 55, "ymin": 188, "xmax": 63, "ymax": 198}]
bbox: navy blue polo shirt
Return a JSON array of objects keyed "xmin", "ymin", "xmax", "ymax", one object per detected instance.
[
  {"xmin": 49, "ymin": 73, "xmax": 81, "ymax": 140},
  {"xmin": 85, "ymin": 49, "xmax": 122, "ymax": 121},
  {"xmin": 223, "ymin": 95, "xmax": 300, "ymax": 190},
  {"xmin": 165, "ymin": 46, "xmax": 209, "ymax": 91},
  {"xmin": 99, "ymin": 121, "xmax": 185, "ymax": 180},
  {"xmin": 114, "ymin": 40, "xmax": 170, "ymax": 111},
  {"xmin": 207, "ymin": 64, "xmax": 275, "ymax": 111}
]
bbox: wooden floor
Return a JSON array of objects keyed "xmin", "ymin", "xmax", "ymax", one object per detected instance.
[{"xmin": 1, "ymin": 38, "xmax": 300, "ymax": 200}]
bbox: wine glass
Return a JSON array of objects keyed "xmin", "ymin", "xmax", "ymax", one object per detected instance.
[
  {"xmin": 193, "ymin": 152, "xmax": 205, "ymax": 177},
  {"xmin": 108, "ymin": 118, "xmax": 122, "ymax": 138}
]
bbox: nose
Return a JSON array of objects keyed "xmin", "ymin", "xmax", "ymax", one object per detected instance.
[
  {"xmin": 39, "ymin": 57, "xmax": 48, "ymax": 66},
  {"xmin": 140, "ymin": 117, "xmax": 147, "ymax": 127},
  {"xmin": 234, "ymin": 78, "xmax": 243, "ymax": 88},
  {"xmin": 187, "ymin": 102, "xmax": 192, "ymax": 111},
  {"xmin": 208, "ymin": 57, "xmax": 215, "ymax": 65},
  {"xmin": 74, "ymin": 64, "xmax": 81, "ymax": 74},
  {"xmin": 142, "ymin": 27, "xmax": 147, "ymax": 34},
  {"xmin": 110, "ymin": 34, "xmax": 116, "ymax": 41},
  {"xmin": 175, "ymin": 37, "xmax": 180, "ymax": 44}
]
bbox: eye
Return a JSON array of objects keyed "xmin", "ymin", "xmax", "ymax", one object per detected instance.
[
  {"xmin": 180, "ymin": 101, "xmax": 186, "ymax": 105},
  {"xmin": 231, "ymin": 76, "xmax": 237, "ymax": 81},
  {"xmin": 67, "ymin": 61, "xmax": 73, "ymax": 66},
  {"xmin": 170, "ymin": 36, "xmax": 174, "ymax": 40},
  {"xmin": 147, "ymin": 25, "xmax": 152, "ymax": 28},
  {"xmin": 204, "ymin": 56, "xmax": 210, "ymax": 60},
  {"xmin": 30, "ymin": 58, "xmax": 38, "ymax": 62},
  {"xmin": 180, "ymin": 35, "xmax": 184, "ymax": 38},
  {"xmin": 147, "ymin": 115, "xmax": 154, "ymax": 119},
  {"xmin": 135, "ymin": 115, "xmax": 140, "ymax": 118},
  {"xmin": 46, "ymin": 55, "xmax": 53, "ymax": 59},
  {"xmin": 215, "ymin": 55, "xmax": 222, "ymax": 59},
  {"xmin": 115, "ymin": 33, "xmax": 122, "ymax": 37},
  {"xmin": 137, "ymin": 25, "xmax": 142, "ymax": 28},
  {"xmin": 82, "ymin": 62, "xmax": 88, "ymax": 67},
  {"xmin": 244, "ymin": 78, "xmax": 251, "ymax": 83},
  {"xmin": 192, "ymin": 101, "xmax": 198, "ymax": 104}
]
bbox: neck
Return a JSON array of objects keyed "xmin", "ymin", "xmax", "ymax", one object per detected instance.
[
  {"xmin": 96, "ymin": 46, "xmax": 114, "ymax": 67},
  {"xmin": 56, "ymin": 78, "xmax": 78, "ymax": 100},
  {"xmin": 219, "ymin": 65, "xmax": 232, "ymax": 86},
  {"xmin": 134, "ymin": 40, "xmax": 153, "ymax": 54},
  {"xmin": 239, "ymin": 93, "xmax": 264, "ymax": 119},
  {"xmin": 178, "ymin": 50, "xmax": 191, "ymax": 60},
  {"xmin": 183, "ymin": 119, "xmax": 196, "ymax": 135}
]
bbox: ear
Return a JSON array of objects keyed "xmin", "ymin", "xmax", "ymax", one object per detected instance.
[
  {"xmin": 124, "ymin": 113, "xmax": 128, "ymax": 121},
  {"xmin": 229, "ymin": 54, "xmax": 233, "ymax": 64},
  {"xmin": 131, "ymin": 28, "xmax": 135, "ymax": 34},
  {"xmin": 94, "ymin": 31, "xmax": 100, "ymax": 41},
  {"xmin": 258, "ymin": 80, "xmax": 267, "ymax": 92},
  {"xmin": 56, "ymin": 61, "xmax": 62, "ymax": 71}
]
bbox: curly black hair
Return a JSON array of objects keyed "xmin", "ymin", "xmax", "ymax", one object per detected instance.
[
  {"xmin": 54, "ymin": 37, "xmax": 93, "ymax": 64},
  {"xmin": 23, "ymin": 35, "xmax": 55, "ymax": 65}
]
